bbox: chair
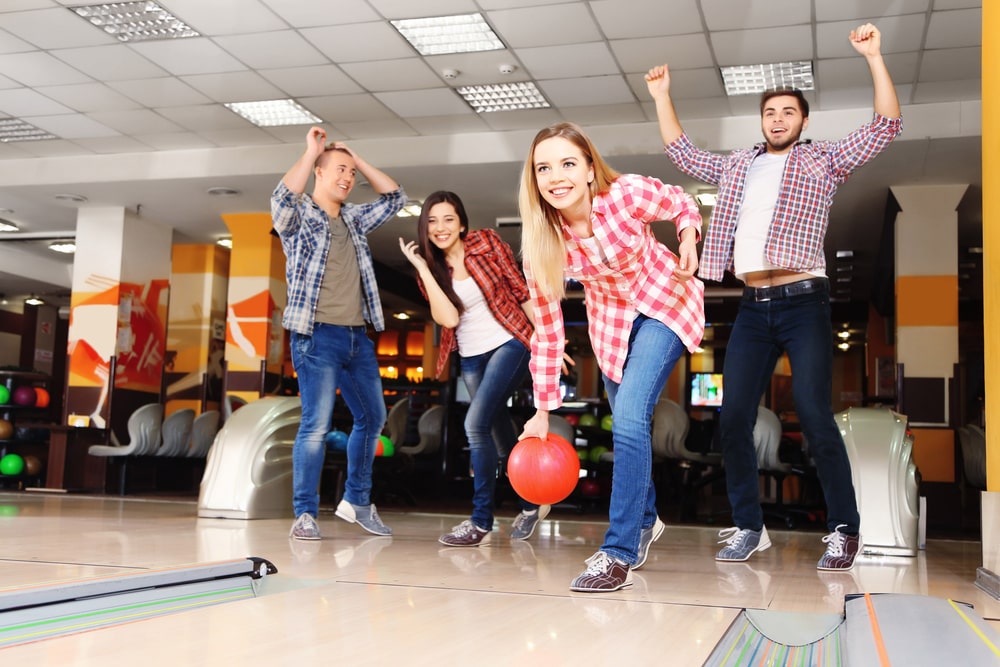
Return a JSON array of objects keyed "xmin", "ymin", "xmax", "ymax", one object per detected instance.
[
  {"xmin": 651, "ymin": 398, "xmax": 722, "ymax": 521},
  {"xmin": 957, "ymin": 424, "xmax": 987, "ymax": 530},
  {"xmin": 383, "ymin": 397, "xmax": 409, "ymax": 448},
  {"xmin": 399, "ymin": 404, "xmax": 445, "ymax": 458},
  {"xmin": 157, "ymin": 408, "xmax": 196, "ymax": 457},
  {"xmin": 188, "ymin": 410, "xmax": 220, "ymax": 458},
  {"xmin": 222, "ymin": 394, "xmax": 248, "ymax": 422},
  {"xmin": 87, "ymin": 402, "xmax": 164, "ymax": 495}
]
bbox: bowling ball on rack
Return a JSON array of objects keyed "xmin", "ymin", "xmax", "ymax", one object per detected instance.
[
  {"xmin": 33, "ymin": 387, "xmax": 50, "ymax": 408},
  {"xmin": 11, "ymin": 385, "xmax": 35, "ymax": 407},
  {"xmin": 578, "ymin": 413, "xmax": 598, "ymax": 428},
  {"xmin": 23, "ymin": 455, "xmax": 42, "ymax": 476},
  {"xmin": 0, "ymin": 386, "xmax": 8, "ymax": 405},
  {"xmin": 0, "ymin": 419, "xmax": 12, "ymax": 440},
  {"xmin": 376, "ymin": 435, "xmax": 394, "ymax": 457},
  {"xmin": 0, "ymin": 453, "xmax": 24, "ymax": 476},
  {"xmin": 324, "ymin": 429, "xmax": 349, "ymax": 452}
]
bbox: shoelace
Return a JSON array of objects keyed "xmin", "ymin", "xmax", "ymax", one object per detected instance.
[
  {"xmin": 511, "ymin": 511, "xmax": 534, "ymax": 531},
  {"xmin": 299, "ymin": 515, "xmax": 318, "ymax": 531},
  {"xmin": 582, "ymin": 551, "xmax": 614, "ymax": 575},
  {"xmin": 450, "ymin": 520, "xmax": 478, "ymax": 537},
  {"xmin": 821, "ymin": 524, "xmax": 849, "ymax": 556},
  {"xmin": 718, "ymin": 527, "xmax": 750, "ymax": 546}
]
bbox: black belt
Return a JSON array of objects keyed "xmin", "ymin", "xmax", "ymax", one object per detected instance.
[{"xmin": 744, "ymin": 278, "xmax": 828, "ymax": 302}]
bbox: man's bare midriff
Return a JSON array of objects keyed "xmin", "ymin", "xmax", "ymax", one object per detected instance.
[{"xmin": 744, "ymin": 269, "xmax": 815, "ymax": 288}]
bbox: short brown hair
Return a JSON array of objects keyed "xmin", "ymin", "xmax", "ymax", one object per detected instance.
[{"xmin": 760, "ymin": 88, "xmax": 809, "ymax": 118}]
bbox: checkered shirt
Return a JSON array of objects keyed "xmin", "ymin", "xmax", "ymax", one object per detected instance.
[
  {"xmin": 664, "ymin": 113, "xmax": 902, "ymax": 282},
  {"xmin": 526, "ymin": 174, "xmax": 705, "ymax": 411},
  {"xmin": 422, "ymin": 228, "xmax": 533, "ymax": 378},
  {"xmin": 271, "ymin": 181, "xmax": 406, "ymax": 334}
]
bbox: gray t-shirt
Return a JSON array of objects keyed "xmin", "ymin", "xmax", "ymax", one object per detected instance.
[{"xmin": 313, "ymin": 215, "xmax": 365, "ymax": 326}]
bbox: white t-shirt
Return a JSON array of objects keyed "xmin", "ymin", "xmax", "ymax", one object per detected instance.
[{"xmin": 453, "ymin": 276, "xmax": 513, "ymax": 357}]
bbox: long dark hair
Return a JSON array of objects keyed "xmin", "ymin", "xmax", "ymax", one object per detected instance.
[{"xmin": 418, "ymin": 190, "xmax": 469, "ymax": 314}]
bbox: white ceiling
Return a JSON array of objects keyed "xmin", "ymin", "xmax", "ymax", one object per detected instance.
[{"xmin": 0, "ymin": 0, "xmax": 983, "ymax": 319}]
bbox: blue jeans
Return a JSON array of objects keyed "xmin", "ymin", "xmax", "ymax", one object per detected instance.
[
  {"xmin": 290, "ymin": 324, "xmax": 385, "ymax": 518},
  {"xmin": 601, "ymin": 315, "xmax": 685, "ymax": 565},
  {"xmin": 461, "ymin": 338, "xmax": 533, "ymax": 530},
  {"xmin": 720, "ymin": 283, "xmax": 860, "ymax": 533}
]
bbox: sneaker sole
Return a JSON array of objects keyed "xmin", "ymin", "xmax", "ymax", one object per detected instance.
[
  {"xmin": 438, "ymin": 532, "xmax": 491, "ymax": 547},
  {"xmin": 715, "ymin": 533, "xmax": 773, "ymax": 562},
  {"xmin": 290, "ymin": 533, "xmax": 321, "ymax": 541},
  {"xmin": 569, "ymin": 577, "xmax": 633, "ymax": 593}
]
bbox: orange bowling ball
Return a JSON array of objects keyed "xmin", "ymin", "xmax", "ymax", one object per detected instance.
[{"xmin": 33, "ymin": 387, "xmax": 50, "ymax": 408}]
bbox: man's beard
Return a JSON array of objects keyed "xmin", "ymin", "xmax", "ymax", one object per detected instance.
[{"xmin": 765, "ymin": 128, "xmax": 802, "ymax": 152}]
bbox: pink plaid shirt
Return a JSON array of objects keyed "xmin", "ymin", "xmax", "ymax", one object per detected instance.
[{"xmin": 526, "ymin": 174, "xmax": 705, "ymax": 411}]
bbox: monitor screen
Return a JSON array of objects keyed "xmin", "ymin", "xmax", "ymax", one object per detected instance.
[{"xmin": 690, "ymin": 372, "xmax": 723, "ymax": 408}]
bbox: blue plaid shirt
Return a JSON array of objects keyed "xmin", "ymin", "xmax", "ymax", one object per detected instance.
[{"xmin": 271, "ymin": 181, "xmax": 406, "ymax": 334}]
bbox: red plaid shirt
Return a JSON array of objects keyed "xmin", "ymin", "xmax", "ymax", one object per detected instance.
[
  {"xmin": 526, "ymin": 174, "xmax": 705, "ymax": 411},
  {"xmin": 421, "ymin": 228, "xmax": 533, "ymax": 378},
  {"xmin": 664, "ymin": 113, "xmax": 902, "ymax": 281}
]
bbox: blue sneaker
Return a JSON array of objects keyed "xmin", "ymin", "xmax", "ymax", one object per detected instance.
[
  {"xmin": 336, "ymin": 499, "xmax": 392, "ymax": 536},
  {"xmin": 289, "ymin": 512, "xmax": 320, "ymax": 540},
  {"xmin": 634, "ymin": 516, "xmax": 665, "ymax": 570},
  {"xmin": 510, "ymin": 505, "xmax": 550, "ymax": 540},
  {"xmin": 716, "ymin": 526, "xmax": 771, "ymax": 562}
]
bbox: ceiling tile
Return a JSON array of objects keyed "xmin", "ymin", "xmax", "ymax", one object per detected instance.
[
  {"xmin": 424, "ymin": 52, "xmax": 531, "ymax": 86},
  {"xmin": 815, "ymin": 0, "xmax": 929, "ymax": 22},
  {"xmin": 919, "ymin": 47, "xmax": 981, "ymax": 82},
  {"xmin": 487, "ymin": 5, "xmax": 602, "ymax": 47},
  {"xmin": 26, "ymin": 113, "xmax": 119, "ymax": 139},
  {"xmin": 7, "ymin": 138, "xmax": 93, "ymax": 157},
  {"xmin": 107, "ymin": 77, "xmax": 211, "ymax": 107},
  {"xmin": 561, "ymin": 102, "xmax": 647, "ymax": 125},
  {"xmin": 0, "ymin": 88, "xmax": 73, "ymax": 116},
  {"xmin": 405, "ymin": 114, "xmax": 492, "ymax": 135},
  {"xmin": 132, "ymin": 132, "xmax": 218, "ymax": 150},
  {"xmin": 366, "ymin": 0, "xmax": 479, "ymax": 18},
  {"xmin": 710, "ymin": 25, "xmax": 813, "ymax": 67},
  {"xmin": 51, "ymin": 45, "xmax": 168, "ymax": 81},
  {"xmin": 816, "ymin": 14, "xmax": 928, "ymax": 59},
  {"xmin": 158, "ymin": 0, "xmax": 287, "ymax": 35},
  {"xmin": 0, "ymin": 142, "xmax": 42, "ymax": 160},
  {"xmin": 816, "ymin": 52, "xmax": 919, "ymax": 91},
  {"xmin": 913, "ymin": 78, "xmax": 981, "ymax": 104},
  {"xmin": 72, "ymin": 136, "xmax": 155, "ymax": 154},
  {"xmin": 932, "ymin": 0, "xmax": 981, "ymax": 8},
  {"xmin": 479, "ymin": 107, "xmax": 560, "ymax": 131},
  {"xmin": 340, "ymin": 58, "xmax": 441, "ymax": 92},
  {"xmin": 196, "ymin": 127, "xmax": 283, "ymax": 147},
  {"xmin": 329, "ymin": 118, "xmax": 419, "ymax": 139},
  {"xmin": 260, "ymin": 0, "xmax": 379, "ymax": 26},
  {"xmin": 0, "ymin": 51, "xmax": 93, "ymax": 86},
  {"xmin": 590, "ymin": 0, "xmax": 702, "ymax": 38},
  {"xmin": 477, "ymin": 0, "xmax": 567, "ymax": 7},
  {"xmin": 259, "ymin": 65, "xmax": 363, "ymax": 98},
  {"xmin": 212, "ymin": 31, "xmax": 329, "ymax": 70},
  {"xmin": 180, "ymin": 71, "xmax": 287, "ymax": 103},
  {"xmin": 0, "ymin": 1, "xmax": 52, "ymax": 11},
  {"xmin": 300, "ymin": 23, "xmax": 415, "ymax": 64},
  {"xmin": 295, "ymin": 93, "xmax": 397, "ymax": 123},
  {"xmin": 0, "ymin": 27, "xmax": 36, "ymax": 54},
  {"xmin": 35, "ymin": 82, "xmax": 142, "ymax": 113},
  {"xmin": 625, "ymin": 68, "xmax": 724, "ymax": 101},
  {"xmin": 156, "ymin": 105, "xmax": 258, "ymax": 132},
  {"xmin": 701, "ymin": 0, "xmax": 811, "ymax": 31},
  {"xmin": 515, "ymin": 43, "xmax": 619, "ymax": 81},
  {"xmin": 0, "ymin": 8, "xmax": 117, "ymax": 49},
  {"xmin": 645, "ymin": 96, "xmax": 736, "ymax": 121},
  {"xmin": 539, "ymin": 75, "xmax": 635, "ymax": 107},
  {"xmin": 926, "ymin": 8, "xmax": 982, "ymax": 49},
  {"xmin": 610, "ymin": 34, "xmax": 714, "ymax": 73},
  {"xmin": 374, "ymin": 88, "xmax": 471, "ymax": 118},
  {"xmin": 129, "ymin": 38, "xmax": 247, "ymax": 76},
  {"xmin": 86, "ymin": 109, "xmax": 183, "ymax": 134}
]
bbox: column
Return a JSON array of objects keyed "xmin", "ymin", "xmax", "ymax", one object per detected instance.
[
  {"xmin": 220, "ymin": 213, "xmax": 287, "ymax": 405},
  {"xmin": 164, "ymin": 244, "xmax": 230, "ymax": 415},
  {"xmin": 66, "ymin": 206, "xmax": 171, "ymax": 440},
  {"xmin": 979, "ymin": 0, "xmax": 999, "ymax": 598},
  {"xmin": 891, "ymin": 184, "xmax": 967, "ymax": 484}
]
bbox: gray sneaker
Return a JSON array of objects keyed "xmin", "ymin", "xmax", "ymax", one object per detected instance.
[
  {"xmin": 716, "ymin": 526, "xmax": 771, "ymax": 562},
  {"xmin": 289, "ymin": 512, "xmax": 320, "ymax": 540},
  {"xmin": 634, "ymin": 516, "xmax": 665, "ymax": 570},
  {"xmin": 335, "ymin": 499, "xmax": 392, "ymax": 536},
  {"xmin": 510, "ymin": 504, "xmax": 551, "ymax": 540}
]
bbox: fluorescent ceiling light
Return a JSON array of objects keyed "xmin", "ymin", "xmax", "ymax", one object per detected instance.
[
  {"xmin": 0, "ymin": 219, "xmax": 17, "ymax": 232},
  {"xmin": 391, "ymin": 13, "xmax": 504, "ymax": 55},
  {"xmin": 695, "ymin": 192, "xmax": 717, "ymax": 207},
  {"xmin": 25, "ymin": 296, "xmax": 44, "ymax": 306},
  {"xmin": 225, "ymin": 99, "xmax": 322, "ymax": 127},
  {"xmin": 458, "ymin": 82, "xmax": 550, "ymax": 113},
  {"xmin": 69, "ymin": 1, "xmax": 199, "ymax": 43},
  {"xmin": 720, "ymin": 61, "xmax": 814, "ymax": 96},
  {"xmin": 396, "ymin": 201, "xmax": 423, "ymax": 218},
  {"xmin": 48, "ymin": 241, "xmax": 76, "ymax": 254},
  {"xmin": 0, "ymin": 118, "xmax": 56, "ymax": 142}
]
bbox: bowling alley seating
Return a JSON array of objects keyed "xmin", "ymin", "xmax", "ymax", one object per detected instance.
[
  {"xmin": 87, "ymin": 402, "xmax": 163, "ymax": 495},
  {"xmin": 156, "ymin": 408, "xmax": 196, "ymax": 457},
  {"xmin": 957, "ymin": 423, "xmax": 987, "ymax": 529},
  {"xmin": 383, "ymin": 397, "xmax": 409, "ymax": 449},
  {"xmin": 187, "ymin": 410, "xmax": 220, "ymax": 458},
  {"xmin": 651, "ymin": 397, "xmax": 724, "ymax": 521},
  {"xmin": 753, "ymin": 406, "xmax": 817, "ymax": 529}
]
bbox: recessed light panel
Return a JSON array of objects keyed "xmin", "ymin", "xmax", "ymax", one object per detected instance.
[
  {"xmin": 391, "ymin": 13, "xmax": 504, "ymax": 56},
  {"xmin": 69, "ymin": 1, "xmax": 200, "ymax": 43},
  {"xmin": 224, "ymin": 99, "xmax": 322, "ymax": 127},
  {"xmin": 720, "ymin": 61, "xmax": 814, "ymax": 96},
  {"xmin": 0, "ymin": 119, "xmax": 56, "ymax": 142},
  {"xmin": 458, "ymin": 82, "xmax": 550, "ymax": 113}
]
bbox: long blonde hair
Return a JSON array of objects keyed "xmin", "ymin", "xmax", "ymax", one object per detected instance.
[{"xmin": 518, "ymin": 122, "xmax": 620, "ymax": 300}]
